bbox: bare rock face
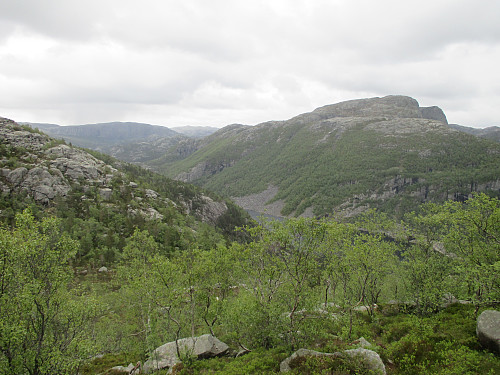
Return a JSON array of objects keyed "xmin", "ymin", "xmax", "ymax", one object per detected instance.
[
  {"xmin": 181, "ymin": 194, "xmax": 228, "ymax": 224},
  {"xmin": 46, "ymin": 145, "xmax": 102, "ymax": 181},
  {"xmin": 420, "ymin": 106, "xmax": 448, "ymax": 124},
  {"xmin": 0, "ymin": 119, "xmax": 114, "ymax": 204},
  {"xmin": 6, "ymin": 167, "xmax": 28, "ymax": 187},
  {"xmin": 303, "ymin": 95, "xmax": 424, "ymax": 122},
  {"xmin": 197, "ymin": 195, "xmax": 228, "ymax": 224},
  {"xmin": 0, "ymin": 118, "xmax": 50, "ymax": 151},
  {"xmin": 142, "ymin": 334, "xmax": 230, "ymax": 374},
  {"xmin": 6, "ymin": 166, "xmax": 70, "ymax": 204},
  {"xmin": 177, "ymin": 160, "xmax": 235, "ymax": 183},
  {"xmin": 477, "ymin": 310, "xmax": 500, "ymax": 354}
]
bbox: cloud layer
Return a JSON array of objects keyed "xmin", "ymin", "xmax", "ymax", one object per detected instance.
[{"xmin": 1, "ymin": 0, "xmax": 499, "ymax": 127}]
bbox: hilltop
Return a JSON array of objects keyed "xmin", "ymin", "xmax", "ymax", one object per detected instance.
[
  {"xmin": 0, "ymin": 117, "xmax": 250, "ymax": 249},
  {"xmin": 24, "ymin": 121, "xmax": 218, "ymax": 163},
  {"xmin": 147, "ymin": 95, "xmax": 500, "ymax": 218}
]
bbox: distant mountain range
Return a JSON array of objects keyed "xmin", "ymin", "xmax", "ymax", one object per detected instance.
[
  {"xmin": 23, "ymin": 122, "xmax": 218, "ymax": 163},
  {"xmin": 448, "ymin": 124, "xmax": 500, "ymax": 142}
]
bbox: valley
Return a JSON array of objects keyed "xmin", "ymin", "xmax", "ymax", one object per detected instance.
[
  {"xmin": 1, "ymin": 96, "xmax": 499, "ymax": 374},
  {"xmin": 26, "ymin": 96, "xmax": 500, "ymax": 220}
]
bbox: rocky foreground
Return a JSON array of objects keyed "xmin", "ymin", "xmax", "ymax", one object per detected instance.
[{"xmin": 0, "ymin": 117, "xmax": 230, "ymax": 224}]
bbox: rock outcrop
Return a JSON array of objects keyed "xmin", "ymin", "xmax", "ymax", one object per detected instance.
[
  {"xmin": 477, "ymin": 310, "xmax": 500, "ymax": 354},
  {"xmin": 142, "ymin": 334, "xmax": 230, "ymax": 374},
  {"xmin": 420, "ymin": 105, "xmax": 448, "ymax": 124},
  {"xmin": 0, "ymin": 118, "xmax": 115, "ymax": 204},
  {"xmin": 280, "ymin": 347, "xmax": 386, "ymax": 374},
  {"xmin": 109, "ymin": 362, "xmax": 139, "ymax": 374},
  {"xmin": 1, "ymin": 117, "xmax": 243, "ymax": 229}
]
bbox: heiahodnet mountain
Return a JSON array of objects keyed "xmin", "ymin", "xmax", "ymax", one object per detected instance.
[
  {"xmin": 2, "ymin": 95, "xmax": 499, "ymax": 375},
  {"xmin": 151, "ymin": 95, "xmax": 500, "ymax": 218}
]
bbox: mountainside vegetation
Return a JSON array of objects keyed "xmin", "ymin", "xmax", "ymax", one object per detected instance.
[
  {"xmin": 149, "ymin": 96, "xmax": 500, "ymax": 219},
  {"xmin": 1, "ymin": 193, "xmax": 499, "ymax": 374},
  {"xmin": 0, "ymin": 118, "xmax": 251, "ymax": 258},
  {"xmin": 1, "ymin": 109, "xmax": 499, "ymax": 375}
]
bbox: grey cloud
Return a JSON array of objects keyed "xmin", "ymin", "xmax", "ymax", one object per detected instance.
[
  {"xmin": 0, "ymin": 0, "xmax": 499, "ymax": 127},
  {"xmin": 0, "ymin": 0, "xmax": 108, "ymax": 41}
]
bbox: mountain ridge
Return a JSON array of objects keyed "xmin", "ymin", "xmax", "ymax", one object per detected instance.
[
  {"xmin": 24, "ymin": 121, "xmax": 218, "ymax": 163},
  {"xmin": 148, "ymin": 95, "xmax": 500, "ymax": 218}
]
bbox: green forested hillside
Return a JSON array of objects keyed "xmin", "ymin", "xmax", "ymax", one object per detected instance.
[
  {"xmin": 0, "ymin": 118, "xmax": 251, "ymax": 261},
  {"xmin": 1, "ymin": 116, "xmax": 499, "ymax": 375},
  {"xmin": 1, "ymin": 194, "xmax": 499, "ymax": 374},
  {"xmin": 152, "ymin": 96, "xmax": 500, "ymax": 218}
]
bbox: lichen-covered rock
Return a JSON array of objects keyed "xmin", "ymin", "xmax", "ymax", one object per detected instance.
[
  {"xmin": 143, "ymin": 334, "xmax": 230, "ymax": 374},
  {"xmin": 477, "ymin": 310, "xmax": 500, "ymax": 354},
  {"xmin": 354, "ymin": 337, "xmax": 373, "ymax": 348},
  {"xmin": 280, "ymin": 347, "xmax": 386, "ymax": 374},
  {"xmin": 109, "ymin": 363, "xmax": 135, "ymax": 374},
  {"xmin": 343, "ymin": 348, "xmax": 386, "ymax": 374},
  {"xmin": 7, "ymin": 167, "xmax": 28, "ymax": 187},
  {"xmin": 128, "ymin": 206, "xmax": 164, "ymax": 221},
  {"xmin": 280, "ymin": 349, "xmax": 335, "ymax": 372}
]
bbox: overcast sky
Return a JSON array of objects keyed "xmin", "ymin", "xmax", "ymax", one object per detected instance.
[{"xmin": 0, "ymin": 0, "xmax": 499, "ymax": 128}]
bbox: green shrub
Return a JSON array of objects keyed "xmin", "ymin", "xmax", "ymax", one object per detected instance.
[{"xmin": 288, "ymin": 353, "xmax": 383, "ymax": 375}]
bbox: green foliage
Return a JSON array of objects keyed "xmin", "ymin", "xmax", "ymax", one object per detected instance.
[
  {"xmin": 380, "ymin": 305, "xmax": 500, "ymax": 374},
  {"xmin": 0, "ymin": 210, "xmax": 96, "ymax": 375},
  {"xmin": 79, "ymin": 352, "xmax": 143, "ymax": 375},
  {"xmin": 41, "ymin": 138, "xmax": 66, "ymax": 150},
  {"xmin": 154, "ymin": 117, "xmax": 500, "ymax": 218},
  {"xmin": 173, "ymin": 348, "xmax": 286, "ymax": 374},
  {"xmin": 403, "ymin": 194, "xmax": 500, "ymax": 311},
  {"xmin": 2, "ymin": 176, "xmax": 499, "ymax": 374},
  {"xmin": 440, "ymin": 194, "xmax": 500, "ymax": 306},
  {"xmin": 288, "ymin": 353, "xmax": 382, "ymax": 375}
]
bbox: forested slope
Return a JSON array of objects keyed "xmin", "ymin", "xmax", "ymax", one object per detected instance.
[
  {"xmin": 153, "ymin": 96, "xmax": 500, "ymax": 218},
  {"xmin": 0, "ymin": 115, "xmax": 499, "ymax": 375}
]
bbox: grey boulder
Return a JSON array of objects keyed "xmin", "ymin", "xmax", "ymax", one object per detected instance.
[
  {"xmin": 143, "ymin": 334, "xmax": 229, "ymax": 373},
  {"xmin": 477, "ymin": 310, "xmax": 500, "ymax": 354},
  {"xmin": 280, "ymin": 347, "xmax": 385, "ymax": 374}
]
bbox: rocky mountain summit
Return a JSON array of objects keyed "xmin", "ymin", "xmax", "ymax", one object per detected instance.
[
  {"xmin": 151, "ymin": 95, "xmax": 500, "ymax": 218},
  {"xmin": 294, "ymin": 95, "xmax": 447, "ymax": 124},
  {"xmin": 0, "ymin": 117, "xmax": 238, "ymax": 225}
]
